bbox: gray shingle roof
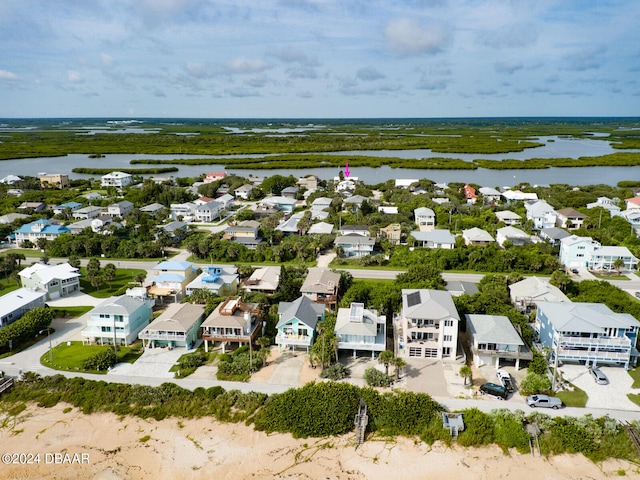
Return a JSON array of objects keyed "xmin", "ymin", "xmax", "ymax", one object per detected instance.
[{"xmin": 277, "ymin": 296, "xmax": 325, "ymax": 329}]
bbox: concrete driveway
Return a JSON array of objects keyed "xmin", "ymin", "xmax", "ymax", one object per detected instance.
[
  {"xmin": 403, "ymin": 358, "xmax": 449, "ymax": 396},
  {"xmin": 559, "ymin": 364, "xmax": 640, "ymax": 411},
  {"xmin": 109, "ymin": 346, "xmax": 186, "ymax": 379},
  {"xmin": 266, "ymin": 351, "xmax": 305, "ymax": 385}
]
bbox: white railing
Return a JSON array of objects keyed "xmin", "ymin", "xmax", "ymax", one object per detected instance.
[
  {"xmin": 276, "ymin": 334, "xmax": 311, "ymax": 346},
  {"xmin": 559, "ymin": 349, "xmax": 629, "ymax": 361},
  {"xmin": 139, "ymin": 332, "xmax": 186, "ymax": 341},
  {"xmin": 559, "ymin": 335, "xmax": 631, "ymax": 348}
]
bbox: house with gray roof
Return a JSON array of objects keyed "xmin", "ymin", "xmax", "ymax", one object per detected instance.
[
  {"xmin": 334, "ymin": 234, "xmax": 375, "ymax": 258},
  {"xmin": 495, "ymin": 210, "xmax": 522, "ymax": 226},
  {"xmin": 234, "ymin": 183, "xmax": 255, "ymax": 200},
  {"xmin": 242, "ymin": 266, "xmax": 281, "ymax": 294},
  {"xmin": 308, "ymin": 221, "xmax": 333, "ymax": 235},
  {"xmin": 410, "ymin": 229, "xmax": 456, "ymax": 249},
  {"xmin": 445, "ymin": 281, "xmax": 479, "ymax": 297},
  {"xmin": 276, "ymin": 295, "xmax": 326, "ymax": 351},
  {"xmin": 73, "ymin": 205, "xmax": 104, "ymax": 220},
  {"xmin": 0, "ymin": 213, "xmax": 29, "ymax": 224},
  {"xmin": 281, "ymin": 186, "xmax": 299, "ymax": 199},
  {"xmin": 19, "ymin": 262, "xmax": 80, "ymax": 300},
  {"xmin": 301, "ymin": 267, "xmax": 341, "ymax": 311},
  {"xmin": 465, "ymin": 314, "xmax": 531, "ymax": 369},
  {"xmin": 138, "ymin": 303, "xmax": 205, "ymax": 349},
  {"xmin": 82, "ymin": 294, "xmax": 154, "ymax": 346},
  {"xmin": 509, "ymin": 276, "xmax": 570, "ymax": 313},
  {"xmin": 107, "ymin": 200, "xmax": 134, "ymax": 218},
  {"xmin": 0, "ymin": 288, "xmax": 47, "ymax": 329},
  {"xmin": 310, "ymin": 197, "xmax": 332, "ymax": 220},
  {"xmin": 335, "ymin": 302, "xmax": 386, "ymax": 358},
  {"xmin": 395, "ymin": 289, "xmax": 460, "ymax": 359},
  {"xmin": 525, "ymin": 200, "xmax": 557, "ymax": 230},
  {"xmin": 496, "ymin": 226, "xmax": 533, "ymax": 247},
  {"xmin": 414, "ymin": 207, "xmax": 435, "ymax": 229},
  {"xmin": 462, "ymin": 227, "xmax": 494, "ymax": 246},
  {"xmin": 140, "ymin": 203, "xmax": 166, "ymax": 214},
  {"xmin": 539, "ymin": 227, "xmax": 570, "ymax": 246},
  {"xmin": 276, "ymin": 212, "xmax": 303, "ymax": 235},
  {"xmin": 224, "ymin": 220, "xmax": 261, "ymax": 249},
  {"xmin": 535, "ymin": 301, "xmax": 640, "ymax": 369}
]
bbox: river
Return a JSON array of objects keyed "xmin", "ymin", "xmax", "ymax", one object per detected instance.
[{"xmin": 1, "ymin": 136, "xmax": 639, "ymax": 186}]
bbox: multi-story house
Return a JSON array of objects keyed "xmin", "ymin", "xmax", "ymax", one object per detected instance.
[
  {"xmin": 414, "ymin": 207, "xmax": 436, "ymax": 229},
  {"xmin": 395, "ymin": 289, "xmax": 460, "ymax": 359},
  {"xmin": 81, "ymin": 293, "xmax": 154, "ymax": 346},
  {"xmin": 479, "ymin": 187, "xmax": 501, "ymax": 204},
  {"xmin": 588, "ymin": 246, "xmax": 639, "ymax": 272},
  {"xmin": 335, "ymin": 302, "xmax": 386, "ymax": 359},
  {"xmin": 107, "ymin": 200, "xmax": 134, "ymax": 218},
  {"xmin": 19, "ymin": 262, "xmax": 80, "ymax": 300},
  {"xmin": 148, "ymin": 261, "xmax": 197, "ymax": 302},
  {"xmin": 379, "ymin": 224, "xmax": 402, "ymax": 245},
  {"xmin": 525, "ymin": 200, "xmax": 557, "ymax": 230},
  {"xmin": 558, "ymin": 235, "xmax": 599, "ymax": 269},
  {"xmin": 14, "ymin": 219, "xmax": 70, "ymax": 246},
  {"xmin": 259, "ymin": 196, "xmax": 297, "ymax": 213},
  {"xmin": 463, "ymin": 184, "xmax": 477, "ymax": 204},
  {"xmin": 555, "ymin": 208, "xmax": 586, "ymax": 230},
  {"xmin": 300, "ymin": 267, "xmax": 341, "ymax": 311},
  {"xmin": 276, "ymin": 295, "xmax": 325, "ymax": 351},
  {"xmin": 586, "ymin": 196, "xmax": 621, "ymax": 217},
  {"xmin": 242, "ymin": 266, "xmax": 281, "ymax": 294},
  {"xmin": 101, "ymin": 171, "xmax": 133, "ymax": 189},
  {"xmin": 466, "ymin": 314, "xmax": 532, "ymax": 369},
  {"xmin": 194, "ymin": 200, "xmax": 224, "ymax": 223},
  {"xmin": 0, "ymin": 288, "xmax": 47, "ymax": 328},
  {"xmin": 185, "ymin": 265, "xmax": 239, "ymax": 297},
  {"xmin": 203, "ymin": 171, "xmax": 227, "ymax": 183},
  {"xmin": 334, "ymin": 234, "xmax": 375, "ymax": 258},
  {"xmin": 73, "ymin": 206, "xmax": 104, "ymax": 220},
  {"xmin": 39, "ymin": 173, "xmax": 69, "ymax": 189},
  {"xmin": 535, "ymin": 301, "xmax": 640, "ymax": 369},
  {"xmin": 509, "ymin": 276, "xmax": 570, "ymax": 314},
  {"xmin": 224, "ymin": 220, "xmax": 261, "ymax": 249},
  {"xmin": 234, "ymin": 184, "xmax": 254, "ymax": 200},
  {"xmin": 201, "ymin": 296, "xmax": 263, "ymax": 353},
  {"xmin": 170, "ymin": 202, "xmax": 198, "ymax": 221},
  {"xmin": 138, "ymin": 303, "xmax": 205, "ymax": 350},
  {"xmin": 310, "ymin": 197, "xmax": 333, "ymax": 220}
]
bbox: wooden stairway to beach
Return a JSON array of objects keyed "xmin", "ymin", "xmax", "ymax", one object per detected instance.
[{"xmin": 354, "ymin": 399, "xmax": 368, "ymax": 447}]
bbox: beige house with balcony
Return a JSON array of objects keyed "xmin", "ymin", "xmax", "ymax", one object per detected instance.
[
  {"xmin": 201, "ymin": 296, "xmax": 263, "ymax": 353},
  {"xmin": 300, "ymin": 267, "xmax": 340, "ymax": 311},
  {"xmin": 138, "ymin": 303, "xmax": 205, "ymax": 350}
]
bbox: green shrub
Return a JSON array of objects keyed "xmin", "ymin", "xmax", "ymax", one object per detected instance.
[
  {"xmin": 320, "ymin": 363, "xmax": 350, "ymax": 381},
  {"xmin": 492, "ymin": 411, "xmax": 530, "ymax": 453},
  {"xmin": 82, "ymin": 349, "xmax": 117, "ymax": 371},
  {"xmin": 457, "ymin": 408, "xmax": 494, "ymax": 447},
  {"xmin": 520, "ymin": 372, "xmax": 552, "ymax": 396},
  {"xmin": 0, "ymin": 307, "xmax": 54, "ymax": 353},
  {"xmin": 364, "ymin": 367, "xmax": 391, "ymax": 387},
  {"xmin": 529, "ymin": 351, "xmax": 549, "ymax": 375}
]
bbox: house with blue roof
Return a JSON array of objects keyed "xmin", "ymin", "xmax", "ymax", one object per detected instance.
[
  {"xmin": 15, "ymin": 219, "xmax": 70, "ymax": 246},
  {"xmin": 53, "ymin": 201, "xmax": 82, "ymax": 216},
  {"xmin": 148, "ymin": 261, "xmax": 197, "ymax": 302},
  {"xmin": 186, "ymin": 265, "xmax": 239, "ymax": 296}
]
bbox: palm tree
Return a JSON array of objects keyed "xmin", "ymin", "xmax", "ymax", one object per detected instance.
[
  {"xmin": 460, "ymin": 365, "xmax": 473, "ymax": 386},
  {"xmin": 378, "ymin": 350, "xmax": 395, "ymax": 377},
  {"xmin": 613, "ymin": 258, "xmax": 625, "ymax": 276},
  {"xmin": 392, "ymin": 357, "xmax": 406, "ymax": 381}
]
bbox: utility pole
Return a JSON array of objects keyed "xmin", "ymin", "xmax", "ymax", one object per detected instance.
[{"xmin": 551, "ymin": 334, "xmax": 560, "ymax": 393}]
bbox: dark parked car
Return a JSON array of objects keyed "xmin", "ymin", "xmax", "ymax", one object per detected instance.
[
  {"xmin": 526, "ymin": 394, "xmax": 562, "ymax": 409},
  {"xmin": 479, "ymin": 382, "xmax": 508, "ymax": 400},
  {"xmin": 588, "ymin": 365, "xmax": 609, "ymax": 385}
]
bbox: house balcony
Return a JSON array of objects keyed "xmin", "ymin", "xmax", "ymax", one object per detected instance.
[
  {"xmin": 474, "ymin": 346, "xmax": 533, "ymax": 360},
  {"xmin": 276, "ymin": 334, "xmax": 312, "ymax": 347},
  {"xmin": 337, "ymin": 334, "xmax": 386, "ymax": 352},
  {"xmin": 139, "ymin": 331, "xmax": 187, "ymax": 342},
  {"xmin": 558, "ymin": 335, "xmax": 631, "ymax": 349},
  {"xmin": 558, "ymin": 349, "xmax": 630, "ymax": 362},
  {"xmin": 202, "ymin": 327, "xmax": 259, "ymax": 344},
  {"xmin": 315, "ymin": 294, "xmax": 337, "ymax": 305}
]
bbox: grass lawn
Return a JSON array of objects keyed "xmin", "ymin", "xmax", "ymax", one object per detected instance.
[
  {"xmin": 628, "ymin": 366, "xmax": 640, "ymax": 388},
  {"xmin": 40, "ymin": 340, "xmax": 144, "ymax": 374},
  {"xmin": 50, "ymin": 305, "xmax": 94, "ymax": 319},
  {"xmin": 556, "ymin": 384, "xmax": 588, "ymax": 407},
  {"xmin": 79, "ymin": 267, "xmax": 147, "ymax": 298},
  {"xmin": 0, "ymin": 277, "xmax": 20, "ymax": 295},
  {"xmin": 628, "ymin": 394, "xmax": 640, "ymax": 408},
  {"xmin": 593, "ymin": 273, "xmax": 630, "ymax": 280},
  {"xmin": 0, "ymin": 248, "xmax": 44, "ymax": 259}
]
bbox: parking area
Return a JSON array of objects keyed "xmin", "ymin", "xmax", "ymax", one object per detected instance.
[
  {"xmin": 559, "ymin": 364, "xmax": 640, "ymax": 411},
  {"xmin": 109, "ymin": 345, "xmax": 188, "ymax": 378}
]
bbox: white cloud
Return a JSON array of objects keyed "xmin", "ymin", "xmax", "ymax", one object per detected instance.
[
  {"xmin": 416, "ymin": 75, "xmax": 450, "ymax": 91},
  {"xmin": 67, "ymin": 70, "xmax": 84, "ymax": 83},
  {"xmin": 225, "ymin": 57, "xmax": 270, "ymax": 75},
  {"xmin": 385, "ymin": 18, "xmax": 451, "ymax": 57},
  {"xmin": 0, "ymin": 69, "xmax": 18, "ymax": 81}
]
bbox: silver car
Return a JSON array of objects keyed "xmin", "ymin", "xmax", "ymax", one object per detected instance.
[
  {"xmin": 588, "ymin": 366, "xmax": 609, "ymax": 385},
  {"xmin": 526, "ymin": 394, "xmax": 562, "ymax": 409}
]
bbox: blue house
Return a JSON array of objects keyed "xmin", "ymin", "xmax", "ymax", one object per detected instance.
[
  {"xmin": 14, "ymin": 219, "xmax": 70, "ymax": 246},
  {"xmin": 535, "ymin": 301, "xmax": 640, "ymax": 369},
  {"xmin": 276, "ymin": 296, "xmax": 325, "ymax": 351}
]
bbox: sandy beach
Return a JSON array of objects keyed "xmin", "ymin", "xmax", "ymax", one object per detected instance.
[{"xmin": 1, "ymin": 403, "xmax": 639, "ymax": 480}]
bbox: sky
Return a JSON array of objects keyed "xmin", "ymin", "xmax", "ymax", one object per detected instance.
[{"xmin": 1, "ymin": 0, "xmax": 639, "ymax": 118}]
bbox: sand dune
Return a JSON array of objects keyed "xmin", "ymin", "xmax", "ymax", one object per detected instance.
[{"xmin": 1, "ymin": 404, "xmax": 639, "ymax": 479}]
